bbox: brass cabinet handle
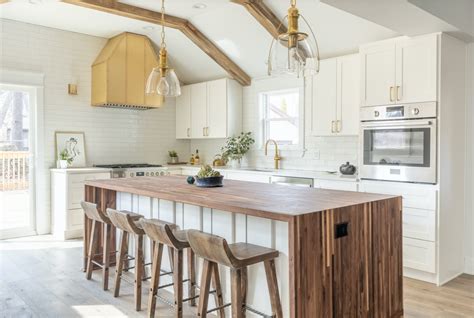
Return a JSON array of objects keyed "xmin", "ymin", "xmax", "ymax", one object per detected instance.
[
  {"xmin": 336, "ymin": 120, "xmax": 341, "ymax": 133},
  {"xmin": 390, "ymin": 86, "xmax": 395, "ymax": 102},
  {"xmin": 396, "ymin": 85, "xmax": 401, "ymax": 101},
  {"xmin": 187, "ymin": 128, "xmax": 190, "ymax": 137},
  {"xmin": 203, "ymin": 127, "xmax": 206, "ymax": 136},
  {"xmin": 331, "ymin": 121, "xmax": 335, "ymax": 133},
  {"xmin": 206, "ymin": 127, "xmax": 209, "ymax": 136}
]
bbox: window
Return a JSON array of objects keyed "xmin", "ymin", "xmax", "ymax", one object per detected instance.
[{"xmin": 261, "ymin": 89, "xmax": 300, "ymax": 146}]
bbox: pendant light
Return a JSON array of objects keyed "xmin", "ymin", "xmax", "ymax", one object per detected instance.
[
  {"xmin": 146, "ymin": 0, "xmax": 181, "ymax": 97},
  {"xmin": 267, "ymin": 0, "xmax": 320, "ymax": 77}
]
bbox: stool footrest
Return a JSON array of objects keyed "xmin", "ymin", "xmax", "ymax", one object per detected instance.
[
  {"xmin": 207, "ymin": 303, "xmax": 231, "ymax": 314},
  {"xmin": 245, "ymin": 305, "xmax": 275, "ymax": 318},
  {"xmin": 91, "ymin": 260, "xmax": 104, "ymax": 268}
]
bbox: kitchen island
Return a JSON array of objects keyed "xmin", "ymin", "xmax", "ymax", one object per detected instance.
[{"xmin": 84, "ymin": 176, "xmax": 403, "ymax": 318}]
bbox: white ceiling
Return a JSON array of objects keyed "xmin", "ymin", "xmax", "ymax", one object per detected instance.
[{"xmin": 0, "ymin": 0, "xmax": 399, "ymax": 84}]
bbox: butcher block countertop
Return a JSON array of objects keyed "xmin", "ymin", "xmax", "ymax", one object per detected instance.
[{"xmin": 85, "ymin": 175, "xmax": 398, "ymax": 221}]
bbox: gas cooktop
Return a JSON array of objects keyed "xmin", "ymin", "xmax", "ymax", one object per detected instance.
[{"xmin": 95, "ymin": 163, "xmax": 163, "ymax": 169}]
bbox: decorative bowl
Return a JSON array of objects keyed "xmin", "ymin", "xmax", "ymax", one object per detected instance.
[{"xmin": 195, "ymin": 176, "xmax": 224, "ymax": 187}]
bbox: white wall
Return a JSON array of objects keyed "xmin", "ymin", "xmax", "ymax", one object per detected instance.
[
  {"xmin": 465, "ymin": 42, "xmax": 474, "ymax": 274},
  {"xmin": 0, "ymin": 19, "xmax": 189, "ymax": 234},
  {"xmin": 191, "ymin": 75, "xmax": 359, "ymax": 171}
]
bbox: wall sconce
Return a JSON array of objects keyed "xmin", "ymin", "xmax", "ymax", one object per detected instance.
[{"xmin": 68, "ymin": 84, "xmax": 78, "ymax": 95}]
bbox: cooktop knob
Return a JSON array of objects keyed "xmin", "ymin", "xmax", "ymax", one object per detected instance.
[
  {"xmin": 412, "ymin": 108, "xmax": 420, "ymax": 115},
  {"xmin": 374, "ymin": 110, "xmax": 380, "ymax": 117}
]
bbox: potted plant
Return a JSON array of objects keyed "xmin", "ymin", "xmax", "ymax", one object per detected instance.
[
  {"xmin": 58, "ymin": 148, "xmax": 72, "ymax": 169},
  {"xmin": 168, "ymin": 150, "xmax": 179, "ymax": 164},
  {"xmin": 221, "ymin": 132, "xmax": 255, "ymax": 168}
]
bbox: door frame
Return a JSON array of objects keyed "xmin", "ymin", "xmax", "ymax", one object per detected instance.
[{"xmin": 0, "ymin": 69, "xmax": 45, "ymax": 239}]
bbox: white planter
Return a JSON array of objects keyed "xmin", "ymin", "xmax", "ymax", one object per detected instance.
[
  {"xmin": 58, "ymin": 160, "xmax": 69, "ymax": 169},
  {"xmin": 231, "ymin": 158, "xmax": 241, "ymax": 169},
  {"xmin": 170, "ymin": 156, "xmax": 179, "ymax": 164}
]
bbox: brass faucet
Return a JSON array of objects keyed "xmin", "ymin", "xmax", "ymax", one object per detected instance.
[{"xmin": 264, "ymin": 139, "xmax": 281, "ymax": 169}]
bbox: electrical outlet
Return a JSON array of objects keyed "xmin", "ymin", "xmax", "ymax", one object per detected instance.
[{"xmin": 314, "ymin": 149, "xmax": 320, "ymax": 160}]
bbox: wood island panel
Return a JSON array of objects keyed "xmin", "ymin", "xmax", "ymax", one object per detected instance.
[{"xmin": 83, "ymin": 176, "xmax": 403, "ymax": 318}]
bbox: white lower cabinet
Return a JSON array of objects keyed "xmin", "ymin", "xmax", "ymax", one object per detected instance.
[
  {"xmin": 225, "ymin": 171, "xmax": 270, "ymax": 183},
  {"xmin": 51, "ymin": 168, "xmax": 111, "ymax": 240},
  {"xmin": 317, "ymin": 179, "xmax": 358, "ymax": 191},
  {"xmin": 359, "ymin": 180, "xmax": 438, "ymax": 280},
  {"xmin": 403, "ymin": 237, "xmax": 436, "ymax": 273}
]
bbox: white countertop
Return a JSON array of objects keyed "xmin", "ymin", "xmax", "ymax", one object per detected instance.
[
  {"xmin": 169, "ymin": 164, "xmax": 359, "ymax": 182},
  {"xmin": 50, "ymin": 167, "xmax": 112, "ymax": 173}
]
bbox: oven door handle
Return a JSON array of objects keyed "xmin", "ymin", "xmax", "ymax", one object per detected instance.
[{"xmin": 361, "ymin": 120, "xmax": 433, "ymax": 128}]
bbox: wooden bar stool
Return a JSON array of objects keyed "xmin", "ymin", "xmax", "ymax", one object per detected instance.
[
  {"xmin": 81, "ymin": 201, "xmax": 115, "ymax": 291},
  {"xmin": 140, "ymin": 218, "xmax": 203, "ymax": 318},
  {"xmin": 187, "ymin": 230, "xmax": 283, "ymax": 318},
  {"xmin": 106, "ymin": 208, "xmax": 147, "ymax": 311}
]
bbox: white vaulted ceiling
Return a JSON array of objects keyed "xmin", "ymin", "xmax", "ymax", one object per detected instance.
[{"xmin": 0, "ymin": 0, "xmax": 399, "ymax": 84}]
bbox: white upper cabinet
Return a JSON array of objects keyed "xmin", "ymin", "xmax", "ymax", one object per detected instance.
[
  {"xmin": 176, "ymin": 78, "xmax": 242, "ymax": 139},
  {"xmin": 308, "ymin": 54, "xmax": 360, "ymax": 136},
  {"xmin": 360, "ymin": 42, "xmax": 396, "ymax": 107},
  {"xmin": 395, "ymin": 35, "xmax": 438, "ymax": 104},
  {"xmin": 360, "ymin": 34, "xmax": 438, "ymax": 107},
  {"xmin": 207, "ymin": 79, "xmax": 227, "ymax": 138},
  {"xmin": 311, "ymin": 58, "xmax": 337, "ymax": 136},
  {"xmin": 190, "ymin": 82, "xmax": 208, "ymax": 138},
  {"xmin": 175, "ymin": 85, "xmax": 191, "ymax": 138},
  {"xmin": 336, "ymin": 54, "xmax": 360, "ymax": 135}
]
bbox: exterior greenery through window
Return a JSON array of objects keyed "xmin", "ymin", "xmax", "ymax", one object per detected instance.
[{"xmin": 261, "ymin": 89, "xmax": 300, "ymax": 145}]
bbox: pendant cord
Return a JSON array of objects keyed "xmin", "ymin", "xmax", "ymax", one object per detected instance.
[{"xmin": 160, "ymin": 0, "xmax": 166, "ymax": 49}]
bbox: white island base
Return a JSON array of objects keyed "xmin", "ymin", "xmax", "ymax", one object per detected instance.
[{"xmin": 117, "ymin": 192, "xmax": 290, "ymax": 317}]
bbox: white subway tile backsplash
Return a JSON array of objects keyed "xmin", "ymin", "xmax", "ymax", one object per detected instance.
[{"xmin": 1, "ymin": 19, "xmax": 189, "ymax": 233}]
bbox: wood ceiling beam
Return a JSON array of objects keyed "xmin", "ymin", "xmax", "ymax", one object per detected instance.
[
  {"xmin": 231, "ymin": 0, "xmax": 287, "ymax": 39},
  {"xmin": 62, "ymin": 0, "xmax": 251, "ymax": 86}
]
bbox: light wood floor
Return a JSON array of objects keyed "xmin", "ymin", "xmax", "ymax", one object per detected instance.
[{"xmin": 0, "ymin": 235, "xmax": 473, "ymax": 317}]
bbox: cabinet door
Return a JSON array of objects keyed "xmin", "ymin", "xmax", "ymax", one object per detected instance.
[
  {"xmin": 176, "ymin": 85, "xmax": 191, "ymax": 139},
  {"xmin": 207, "ymin": 79, "xmax": 227, "ymax": 138},
  {"xmin": 336, "ymin": 54, "xmax": 360, "ymax": 135},
  {"xmin": 396, "ymin": 35, "xmax": 438, "ymax": 103},
  {"xmin": 190, "ymin": 82, "xmax": 208, "ymax": 138},
  {"xmin": 311, "ymin": 58, "xmax": 337, "ymax": 136},
  {"xmin": 360, "ymin": 42, "xmax": 396, "ymax": 107}
]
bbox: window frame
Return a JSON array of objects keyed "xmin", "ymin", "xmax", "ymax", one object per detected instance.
[{"xmin": 260, "ymin": 87, "xmax": 304, "ymax": 150}]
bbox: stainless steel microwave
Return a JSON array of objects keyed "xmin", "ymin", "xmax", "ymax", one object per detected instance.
[{"xmin": 360, "ymin": 103, "xmax": 437, "ymax": 184}]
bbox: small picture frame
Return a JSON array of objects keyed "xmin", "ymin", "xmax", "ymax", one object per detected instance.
[{"xmin": 55, "ymin": 131, "xmax": 87, "ymax": 168}]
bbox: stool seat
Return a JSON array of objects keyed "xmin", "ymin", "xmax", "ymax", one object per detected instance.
[
  {"xmin": 174, "ymin": 230, "xmax": 191, "ymax": 245},
  {"xmin": 229, "ymin": 243, "xmax": 279, "ymax": 267}
]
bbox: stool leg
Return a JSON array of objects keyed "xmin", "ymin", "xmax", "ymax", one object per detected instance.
[
  {"xmin": 211, "ymin": 263, "xmax": 225, "ymax": 318},
  {"xmin": 231, "ymin": 268, "xmax": 244, "ymax": 318},
  {"xmin": 241, "ymin": 267, "xmax": 248, "ymax": 307},
  {"xmin": 86, "ymin": 220, "xmax": 98, "ymax": 280},
  {"xmin": 102, "ymin": 222, "xmax": 111, "ymax": 290},
  {"xmin": 197, "ymin": 260, "xmax": 213, "ymax": 317},
  {"xmin": 173, "ymin": 249, "xmax": 183, "ymax": 318},
  {"xmin": 187, "ymin": 248, "xmax": 196, "ymax": 307},
  {"xmin": 114, "ymin": 231, "xmax": 128, "ymax": 297},
  {"xmin": 148, "ymin": 242, "xmax": 164, "ymax": 318},
  {"xmin": 168, "ymin": 246, "xmax": 175, "ymax": 272},
  {"xmin": 135, "ymin": 234, "xmax": 144, "ymax": 311},
  {"xmin": 264, "ymin": 259, "xmax": 283, "ymax": 318}
]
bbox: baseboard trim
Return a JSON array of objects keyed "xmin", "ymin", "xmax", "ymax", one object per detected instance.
[{"xmin": 465, "ymin": 256, "xmax": 474, "ymax": 275}]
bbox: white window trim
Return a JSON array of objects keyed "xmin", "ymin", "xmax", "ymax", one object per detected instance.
[{"xmin": 259, "ymin": 87, "xmax": 306, "ymax": 152}]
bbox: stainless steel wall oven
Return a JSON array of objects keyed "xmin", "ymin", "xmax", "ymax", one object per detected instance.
[{"xmin": 360, "ymin": 102, "xmax": 437, "ymax": 184}]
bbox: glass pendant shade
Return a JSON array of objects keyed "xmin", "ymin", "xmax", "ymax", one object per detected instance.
[
  {"xmin": 268, "ymin": 11, "xmax": 320, "ymax": 77},
  {"xmin": 146, "ymin": 67, "xmax": 181, "ymax": 97}
]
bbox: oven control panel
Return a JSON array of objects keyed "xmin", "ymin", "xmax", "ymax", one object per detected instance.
[{"xmin": 360, "ymin": 102, "xmax": 437, "ymax": 121}]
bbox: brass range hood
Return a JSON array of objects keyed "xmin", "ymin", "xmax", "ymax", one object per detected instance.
[{"xmin": 92, "ymin": 32, "xmax": 164, "ymax": 110}]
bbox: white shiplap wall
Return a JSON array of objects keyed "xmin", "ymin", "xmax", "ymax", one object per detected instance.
[
  {"xmin": 0, "ymin": 19, "xmax": 189, "ymax": 234},
  {"xmin": 191, "ymin": 75, "xmax": 359, "ymax": 171}
]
